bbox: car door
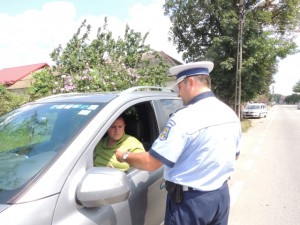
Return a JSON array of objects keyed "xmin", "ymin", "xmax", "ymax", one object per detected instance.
[
  {"xmin": 120, "ymin": 98, "xmax": 183, "ymax": 225},
  {"xmin": 120, "ymin": 100, "xmax": 167, "ymax": 225},
  {"xmin": 52, "ymin": 99, "xmax": 166, "ymax": 225},
  {"xmin": 153, "ymin": 98, "xmax": 184, "ymax": 131}
]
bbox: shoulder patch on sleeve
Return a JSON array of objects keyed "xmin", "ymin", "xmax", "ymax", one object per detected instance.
[
  {"xmin": 159, "ymin": 119, "xmax": 176, "ymax": 141},
  {"xmin": 160, "ymin": 126, "xmax": 171, "ymax": 140}
]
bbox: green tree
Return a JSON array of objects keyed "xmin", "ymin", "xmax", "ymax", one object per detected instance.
[
  {"xmin": 29, "ymin": 68, "xmax": 56, "ymax": 100},
  {"xmin": 284, "ymin": 93, "xmax": 300, "ymax": 104},
  {"xmin": 0, "ymin": 84, "xmax": 28, "ymax": 116},
  {"xmin": 292, "ymin": 79, "xmax": 300, "ymax": 93},
  {"xmin": 164, "ymin": 0, "xmax": 300, "ymax": 105},
  {"xmin": 30, "ymin": 18, "xmax": 169, "ymax": 98}
]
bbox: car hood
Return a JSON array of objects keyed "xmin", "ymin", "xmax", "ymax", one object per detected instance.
[
  {"xmin": 243, "ymin": 109, "xmax": 259, "ymax": 112},
  {"xmin": 0, "ymin": 204, "xmax": 9, "ymax": 213}
]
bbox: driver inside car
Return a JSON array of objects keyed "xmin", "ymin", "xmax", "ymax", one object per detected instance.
[{"xmin": 93, "ymin": 115, "xmax": 145, "ymax": 171}]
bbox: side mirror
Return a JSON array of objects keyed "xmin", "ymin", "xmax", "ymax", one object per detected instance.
[{"xmin": 76, "ymin": 167, "xmax": 131, "ymax": 208}]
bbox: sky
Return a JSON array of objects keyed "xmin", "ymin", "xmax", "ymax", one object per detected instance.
[{"xmin": 0, "ymin": 0, "xmax": 299, "ymax": 96}]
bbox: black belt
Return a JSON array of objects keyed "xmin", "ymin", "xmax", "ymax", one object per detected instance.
[
  {"xmin": 182, "ymin": 185, "xmax": 199, "ymax": 191},
  {"xmin": 179, "ymin": 180, "xmax": 228, "ymax": 192}
]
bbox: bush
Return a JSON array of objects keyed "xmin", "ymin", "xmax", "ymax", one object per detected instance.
[
  {"xmin": 241, "ymin": 119, "xmax": 251, "ymax": 132},
  {"xmin": 0, "ymin": 84, "xmax": 29, "ymax": 116},
  {"xmin": 29, "ymin": 19, "xmax": 169, "ymax": 100}
]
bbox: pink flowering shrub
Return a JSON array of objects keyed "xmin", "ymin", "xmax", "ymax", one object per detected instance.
[{"xmin": 30, "ymin": 19, "xmax": 169, "ymax": 99}]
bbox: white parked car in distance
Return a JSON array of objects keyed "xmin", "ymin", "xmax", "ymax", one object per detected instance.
[{"xmin": 242, "ymin": 103, "xmax": 268, "ymax": 119}]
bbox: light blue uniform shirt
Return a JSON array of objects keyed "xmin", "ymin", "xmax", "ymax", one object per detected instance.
[{"xmin": 149, "ymin": 91, "xmax": 241, "ymax": 191}]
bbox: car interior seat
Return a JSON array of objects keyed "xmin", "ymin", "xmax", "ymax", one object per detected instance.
[{"xmin": 124, "ymin": 114, "xmax": 151, "ymax": 151}]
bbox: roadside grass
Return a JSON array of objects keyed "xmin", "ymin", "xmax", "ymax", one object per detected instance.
[{"xmin": 241, "ymin": 119, "xmax": 251, "ymax": 132}]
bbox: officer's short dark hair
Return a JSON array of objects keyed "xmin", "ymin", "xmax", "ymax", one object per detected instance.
[{"xmin": 184, "ymin": 74, "xmax": 211, "ymax": 88}]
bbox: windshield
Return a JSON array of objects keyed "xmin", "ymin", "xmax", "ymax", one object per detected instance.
[
  {"xmin": 246, "ymin": 105, "xmax": 261, "ymax": 109},
  {"xmin": 0, "ymin": 102, "xmax": 105, "ymax": 203}
]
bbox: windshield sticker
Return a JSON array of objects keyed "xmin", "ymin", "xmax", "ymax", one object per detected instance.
[
  {"xmin": 64, "ymin": 104, "xmax": 74, "ymax": 109},
  {"xmin": 78, "ymin": 110, "xmax": 91, "ymax": 115},
  {"xmin": 50, "ymin": 105, "xmax": 57, "ymax": 109},
  {"xmin": 88, "ymin": 105, "xmax": 98, "ymax": 110},
  {"xmin": 80, "ymin": 105, "xmax": 89, "ymax": 110},
  {"xmin": 56, "ymin": 105, "xmax": 67, "ymax": 109},
  {"xmin": 50, "ymin": 105, "xmax": 66, "ymax": 109}
]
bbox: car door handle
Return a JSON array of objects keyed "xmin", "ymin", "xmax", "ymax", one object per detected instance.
[{"xmin": 160, "ymin": 180, "xmax": 166, "ymax": 190}]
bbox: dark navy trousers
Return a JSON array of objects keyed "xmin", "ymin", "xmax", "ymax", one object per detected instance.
[{"xmin": 164, "ymin": 181, "xmax": 230, "ymax": 225}]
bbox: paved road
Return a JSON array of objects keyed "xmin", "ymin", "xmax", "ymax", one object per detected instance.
[{"xmin": 228, "ymin": 105, "xmax": 300, "ymax": 225}]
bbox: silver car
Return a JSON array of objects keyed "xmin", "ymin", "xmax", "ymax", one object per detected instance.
[
  {"xmin": 242, "ymin": 103, "xmax": 268, "ymax": 119},
  {"xmin": 0, "ymin": 86, "xmax": 183, "ymax": 225}
]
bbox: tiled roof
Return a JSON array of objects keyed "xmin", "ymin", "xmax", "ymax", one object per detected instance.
[
  {"xmin": 158, "ymin": 51, "xmax": 182, "ymax": 66},
  {"xmin": 0, "ymin": 63, "xmax": 49, "ymax": 85},
  {"xmin": 141, "ymin": 51, "xmax": 183, "ymax": 70}
]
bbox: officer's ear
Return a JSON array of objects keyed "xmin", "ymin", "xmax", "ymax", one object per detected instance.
[{"xmin": 187, "ymin": 76, "xmax": 196, "ymax": 86}]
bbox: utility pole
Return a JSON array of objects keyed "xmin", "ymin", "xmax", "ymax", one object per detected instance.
[
  {"xmin": 234, "ymin": 0, "xmax": 267, "ymax": 119},
  {"xmin": 235, "ymin": 0, "xmax": 244, "ymax": 119}
]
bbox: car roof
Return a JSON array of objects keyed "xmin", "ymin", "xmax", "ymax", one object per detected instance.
[
  {"xmin": 247, "ymin": 103, "xmax": 266, "ymax": 105},
  {"xmin": 33, "ymin": 86, "xmax": 178, "ymax": 104}
]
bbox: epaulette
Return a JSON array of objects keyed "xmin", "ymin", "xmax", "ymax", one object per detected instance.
[{"xmin": 169, "ymin": 105, "xmax": 187, "ymax": 117}]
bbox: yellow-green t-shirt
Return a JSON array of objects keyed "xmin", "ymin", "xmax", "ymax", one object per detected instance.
[{"xmin": 94, "ymin": 134, "xmax": 145, "ymax": 171}]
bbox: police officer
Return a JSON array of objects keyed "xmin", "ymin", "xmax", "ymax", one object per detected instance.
[{"xmin": 115, "ymin": 61, "xmax": 241, "ymax": 225}]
